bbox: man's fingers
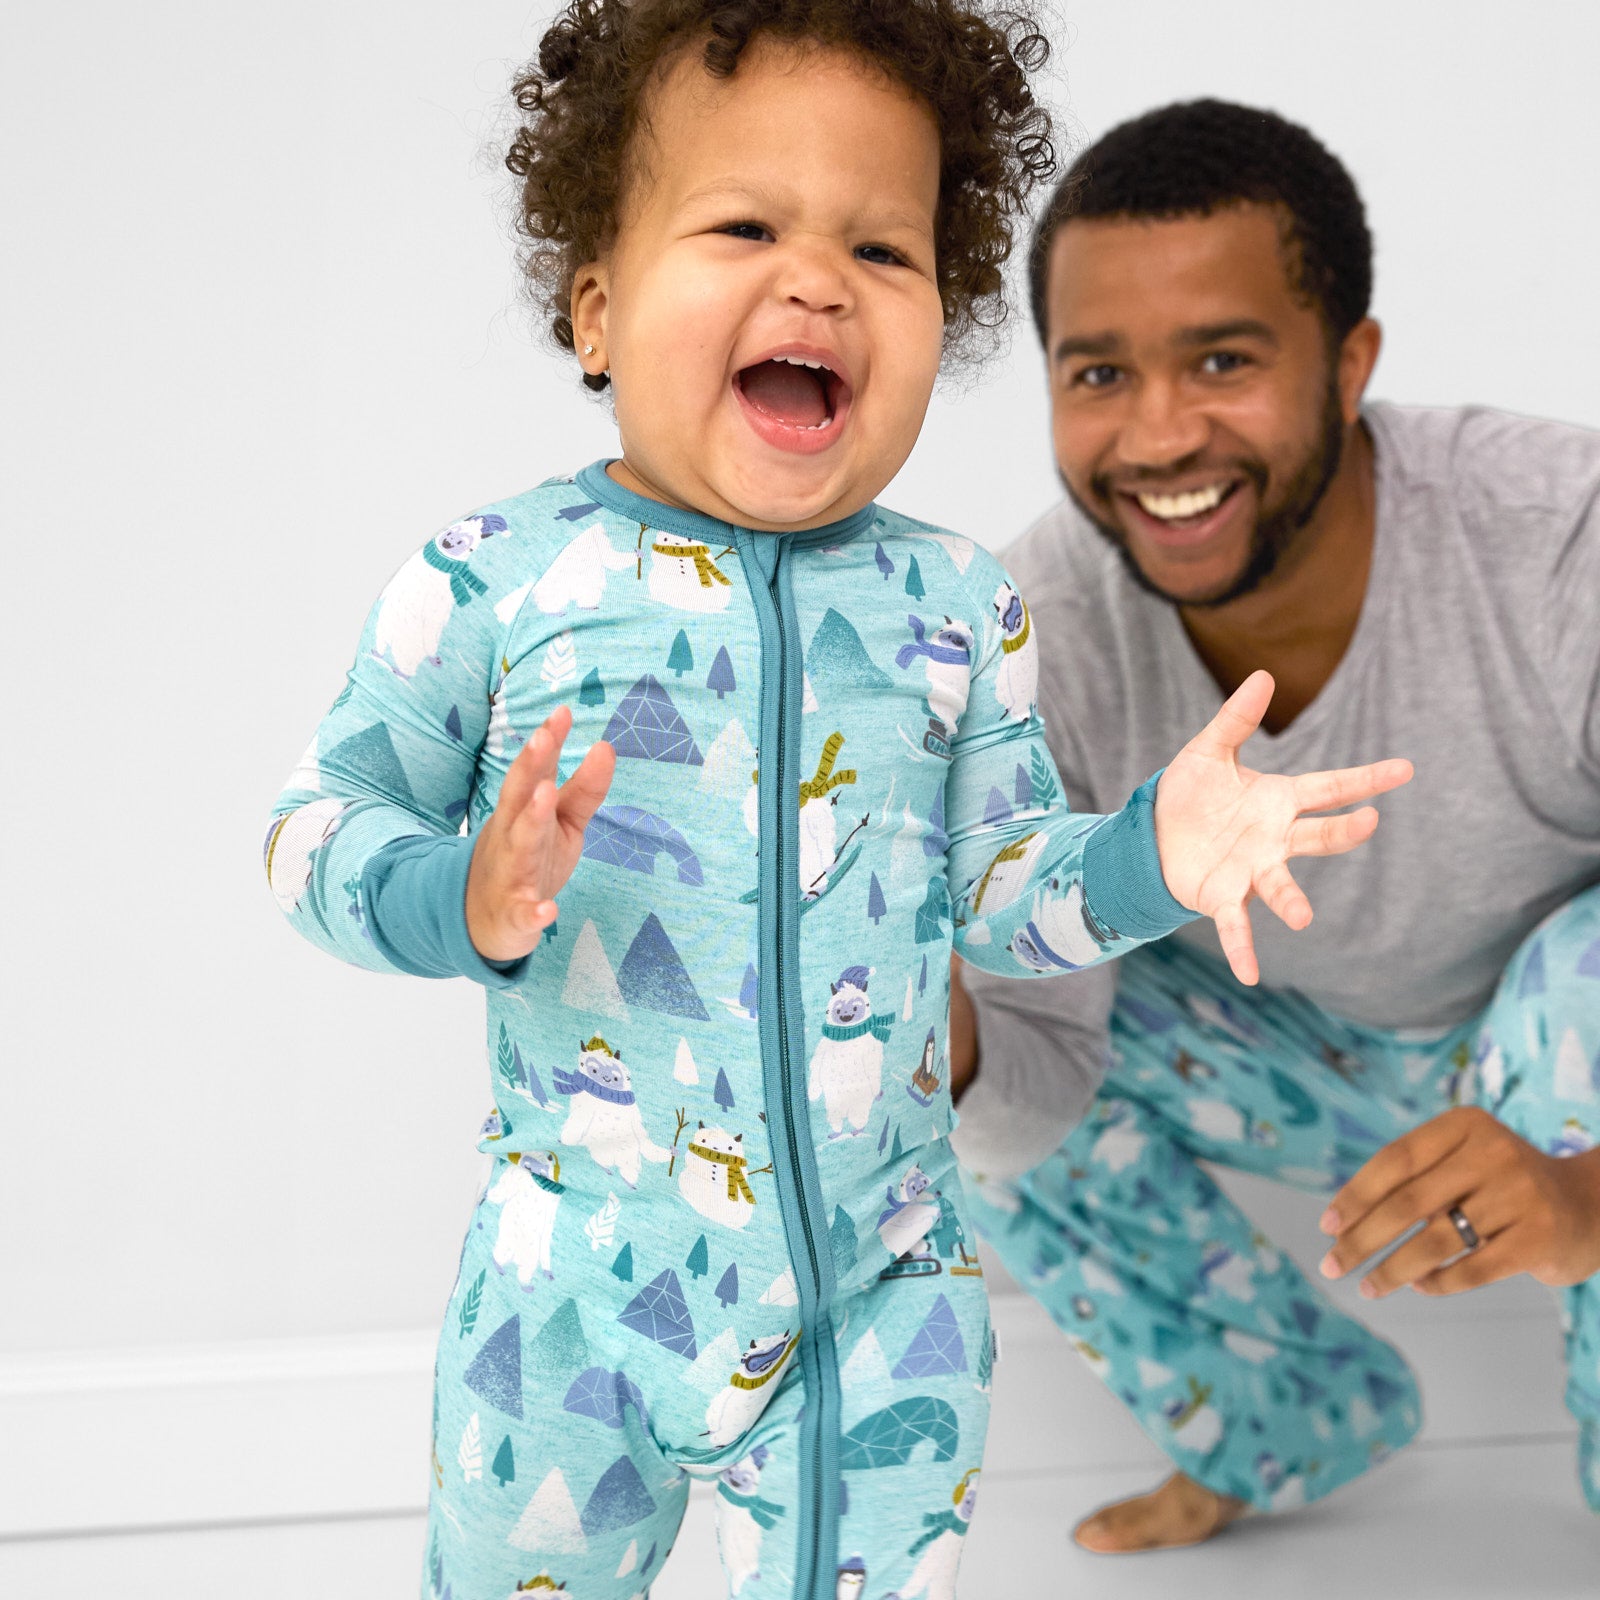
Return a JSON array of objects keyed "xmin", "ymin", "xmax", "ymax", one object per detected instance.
[
  {"xmin": 1321, "ymin": 1109, "xmax": 1477, "ymax": 1234},
  {"xmin": 1255, "ymin": 862, "xmax": 1311, "ymax": 931},
  {"xmin": 1191, "ymin": 670, "xmax": 1275, "ymax": 759},
  {"xmin": 1290, "ymin": 757, "xmax": 1413, "ymax": 814},
  {"xmin": 1320, "ymin": 1163, "xmax": 1476, "ymax": 1277},
  {"xmin": 1287, "ymin": 808, "xmax": 1378, "ymax": 859},
  {"xmin": 1413, "ymin": 1230, "xmax": 1520, "ymax": 1297}
]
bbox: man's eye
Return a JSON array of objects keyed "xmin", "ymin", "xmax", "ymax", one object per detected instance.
[
  {"xmin": 856, "ymin": 243, "xmax": 904, "ymax": 267},
  {"xmin": 1201, "ymin": 351, "xmax": 1249, "ymax": 375},
  {"xmin": 1073, "ymin": 364, "xmax": 1121, "ymax": 389},
  {"xmin": 721, "ymin": 222, "xmax": 771, "ymax": 242}
]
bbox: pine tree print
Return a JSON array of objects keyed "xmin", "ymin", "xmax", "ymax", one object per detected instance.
[
  {"xmin": 918, "ymin": 954, "xmax": 928, "ymax": 994},
  {"xmin": 492, "ymin": 1434, "xmax": 516, "ymax": 1488},
  {"xmin": 667, "ymin": 630, "xmax": 694, "ymax": 678},
  {"xmin": 706, "ymin": 645, "xmax": 736, "ymax": 699},
  {"xmin": 904, "ymin": 555, "xmax": 925, "ymax": 600},
  {"xmin": 612, "ymin": 1243, "xmax": 635, "ymax": 1282},
  {"xmin": 867, "ymin": 872, "xmax": 887, "ymax": 925},
  {"xmin": 686, "ymin": 1236, "xmax": 710, "ymax": 1280},
  {"xmin": 874, "ymin": 542, "xmax": 894, "ymax": 579},
  {"xmin": 579, "ymin": 668, "xmax": 606, "ymax": 706},
  {"xmin": 713, "ymin": 1067, "xmax": 735, "ymax": 1111},
  {"xmin": 714, "ymin": 1263, "xmax": 739, "ymax": 1309}
]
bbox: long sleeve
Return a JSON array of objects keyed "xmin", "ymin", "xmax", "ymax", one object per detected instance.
[
  {"xmin": 262, "ymin": 509, "xmax": 533, "ymax": 984},
  {"xmin": 943, "ymin": 547, "xmax": 1194, "ymax": 979}
]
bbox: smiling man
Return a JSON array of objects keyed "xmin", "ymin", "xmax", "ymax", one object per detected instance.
[{"xmin": 948, "ymin": 100, "xmax": 1600, "ymax": 1551}]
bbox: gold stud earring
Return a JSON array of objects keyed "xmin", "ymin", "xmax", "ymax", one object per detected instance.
[{"xmin": 583, "ymin": 344, "xmax": 595, "ymax": 356}]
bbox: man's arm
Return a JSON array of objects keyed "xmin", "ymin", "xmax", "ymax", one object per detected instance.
[{"xmin": 947, "ymin": 954, "xmax": 1118, "ymax": 1180}]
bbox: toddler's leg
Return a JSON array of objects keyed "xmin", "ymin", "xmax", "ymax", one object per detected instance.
[
  {"xmin": 425, "ymin": 1239, "xmax": 691, "ymax": 1600},
  {"xmin": 709, "ymin": 1254, "xmax": 992, "ymax": 1599},
  {"xmin": 1471, "ymin": 883, "xmax": 1600, "ymax": 1511}
]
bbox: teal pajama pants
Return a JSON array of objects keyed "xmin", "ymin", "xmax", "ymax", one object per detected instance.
[{"xmin": 965, "ymin": 884, "xmax": 1600, "ymax": 1513}]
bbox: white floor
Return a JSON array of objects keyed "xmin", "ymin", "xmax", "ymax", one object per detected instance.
[
  {"xmin": 6, "ymin": 1176, "xmax": 1595, "ymax": 1597},
  {"xmin": 5, "ymin": 1438, "xmax": 1594, "ymax": 1600}
]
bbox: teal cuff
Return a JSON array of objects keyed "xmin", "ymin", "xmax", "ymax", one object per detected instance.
[
  {"xmin": 360, "ymin": 834, "xmax": 529, "ymax": 987},
  {"xmin": 1081, "ymin": 770, "xmax": 1197, "ymax": 941}
]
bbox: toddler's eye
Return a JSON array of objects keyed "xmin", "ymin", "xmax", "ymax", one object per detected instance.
[
  {"xmin": 721, "ymin": 222, "xmax": 772, "ymax": 242},
  {"xmin": 855, "ymin": 243, "xmax": 905, "ymax": 267}
]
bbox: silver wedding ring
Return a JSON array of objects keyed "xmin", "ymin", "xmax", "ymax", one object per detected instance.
[{"xmin": 1447, "ymin": 1205, "xmax": 1481, "ymax": 1253}]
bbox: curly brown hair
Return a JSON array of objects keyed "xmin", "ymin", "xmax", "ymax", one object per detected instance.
[{"xmin": 506, "ymin": 0, "xmax": 1056, "ymax": 390}]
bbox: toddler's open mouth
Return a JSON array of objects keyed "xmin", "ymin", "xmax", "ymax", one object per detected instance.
[{"xmin": 734, "ymin": 347, "xmax": 853, "ymax": 456}]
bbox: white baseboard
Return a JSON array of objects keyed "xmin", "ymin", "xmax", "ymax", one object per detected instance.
[{"xmin": 1, "ymin": 1289, "xmax": 1572, "ymax": 1541}]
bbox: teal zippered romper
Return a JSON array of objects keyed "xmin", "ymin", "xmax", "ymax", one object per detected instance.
[{"xmin": 266, "ymin": 463, "xmax": 1192, "ymax": 1600}]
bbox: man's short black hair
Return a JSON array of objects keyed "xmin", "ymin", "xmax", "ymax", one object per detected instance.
[{"xmin": 1028, "ymin": 98, "xmax": 1373, "ymax": 346}]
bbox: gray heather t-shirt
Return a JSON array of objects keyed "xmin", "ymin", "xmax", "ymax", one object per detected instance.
[{"xmin": 954, "ymin": 402, "xmax": 1600, "ymax": 1177}]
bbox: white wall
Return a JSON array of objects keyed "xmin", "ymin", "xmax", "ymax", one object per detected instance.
[{"xmin": 4, "ymin": 0, "xmax": 1597, "ymax": 1369}]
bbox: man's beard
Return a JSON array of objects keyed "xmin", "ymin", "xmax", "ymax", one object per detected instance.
[{"xmin": 1064, "ymin": 377, "xmax": 1347, "ymax": 610}]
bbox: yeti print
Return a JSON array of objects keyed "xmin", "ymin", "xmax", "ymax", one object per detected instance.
[
  {"xmin": 679, "ymin": 1123, "xmax": 758, "ymax": 1230},
  {"xmin": 704, "ymin": 1330, "xmax": 800, "ymax": 1447},
  {"xmin": 990, "ymin": 580, "xmax": 1037, "ymax": 722},
  {"xmin": 486, "ymin": 1152, "xmax": 564, "ymax": 1286},
  {"xmin": 554, "ymin": 1037, "xmax": 669, "ymax": 1188},
  {"xmin": 263, "ymin": 798, "xmax": 347, "ymax": 914},
  {"xmin": 808, "ymin": 966, "xmax": 891, "ymax": 1136},
  {"xmin": 1009, "ymin": 879, "xmax": 1108, "ymax": 973},
  {"xmin": 744, "ymin": 732, "xmax": 865, "ymax": 901},
  {"xmin": 894, "ymin": 614, "xmax": 974, "ymax": 734},
  {"xmin": 798, "ymin": 733, "xmax": 863, "ymax": 900},
  {"xmin": 836, "ymin": 1557, "xmax": 867, "ymax": 1599},
  {"xmin": 715, "ymin": 1446, "xmax": 786, "ymax": 1595},
  {"xmin": 373, "ymin": 514, "xmax": 507, "ymax": 678},
  {"xmin": 531, "ymin": 522, "xmax": 635, "ymax": 614},
  {"xmin": 876, "ymin": 1164, "xmax": 940, "ymax": 1258},
  {"xmin": 647, "ymin": 529, "xmax": 733, "ymax": 612},
  {"xmin": 883, "ymin": 1469, "xmax": 979, "ymax": 1600}
]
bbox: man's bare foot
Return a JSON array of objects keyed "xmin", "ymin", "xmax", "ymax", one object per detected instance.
[{"xmin": 1073, "ymin": 1472, "xmax": 1249, "ymax": 1554}]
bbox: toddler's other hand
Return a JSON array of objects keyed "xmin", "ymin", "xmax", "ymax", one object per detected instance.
[
  {"xmin": 466, "ymin": 705, "xmax": 615, "ymax": 963},
  {"xmin": 1154, "ymin": 670, "xmax": 1412, "ymax": 986}
]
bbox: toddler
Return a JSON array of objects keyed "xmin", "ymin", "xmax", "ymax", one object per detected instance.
[{"xmin": 265, "ymin": 4, "xmax": 1409, "ymax": 1596}]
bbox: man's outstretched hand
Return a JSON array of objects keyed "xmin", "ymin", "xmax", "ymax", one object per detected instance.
[
  {"xmin": 1155, "ymin": 670, "xmax": 1413, "ymax": 985},
  {"xmin": 466, "ymin": 705, "xmax": 615, "ymax": 963}
]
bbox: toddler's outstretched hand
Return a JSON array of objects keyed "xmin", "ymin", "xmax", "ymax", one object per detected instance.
[
  {"xmin": 1155, "ymin": 670, "xmax": 1412, "ymax": 986},
  {"xmin": 466, "ymin": 706, "xmax": 615, "ymax": 963}
]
